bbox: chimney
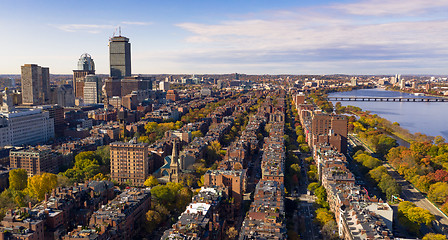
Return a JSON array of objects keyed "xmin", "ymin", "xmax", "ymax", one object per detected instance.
[
  {"xmin": 28, "ymin": 202, "xmax": 32, "ymax": 209},
  {"xmin": 45, "ymin": 194, "xmax": 48, "ymax": 202}
]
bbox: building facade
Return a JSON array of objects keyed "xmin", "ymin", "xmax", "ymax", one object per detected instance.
[
  {"xmin": 0, "ymin": 108, "xmax": 54, "ymax": 147},
  {"xmin": 9, "ymin": 148, "xmax": 57, "ymax": 177},
  {"xmin": 21, "ymin": 64, "xmax": 50, "ymax": 105},
  {"xmin": 110, "ymin": 141, "xmax": 149, "ymax": 186},
  {"xmin": 83, "ymin": 75, "xmax": 101, "ymax": 105},
  {"xmin": 109, "ymin": 36, "xmax": 131, "ymax": 78},
  {"xmin": 73, "ymin": 53, "xmax": 96, "ymax": 99}
]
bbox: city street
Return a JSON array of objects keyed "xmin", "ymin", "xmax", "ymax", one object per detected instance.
[
  {"xmin": 384, "ymin": 163, "xmax": 448, "ymax": 234},
  {"xmin": 349, "ymin": 134, "xmax": 448, "ymax": 235}
]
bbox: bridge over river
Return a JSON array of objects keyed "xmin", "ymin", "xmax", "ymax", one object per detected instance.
[{"xmin": 328, "ymin": 97, "xmax": 447, "ymax": 102}]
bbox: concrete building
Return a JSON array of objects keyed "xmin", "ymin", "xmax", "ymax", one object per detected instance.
[
  {"xmin": 21, "ymin": 64, "xmax": 50, "ymax": 105},
  {"xmin": 0, "ymin": 108, "xmax": 54, "ymax": 147},
  {"xmin": 109, "ymin": 35, "xmax": 131, "ymax": 78},
  {"xmin": 73, "ymin": 54, "xmax": 96, "ymax": 99},
  {"xmin": 110, "ymin": 141, "xmax": 149, "ymax": 186},
  {"xmin": 50, "ymin": 84, "xmax": 75, "ymax": 107},
  {"xmin": 159, "ymin": 81, "xmax": 170, "ymax": 92},
  {"xmin": 104, "ymin": 76, "xmax": 153, "ymax": 98},
  {"xmin": 83, "ymin": 75, "xmax": 101, "ymax": 105}
]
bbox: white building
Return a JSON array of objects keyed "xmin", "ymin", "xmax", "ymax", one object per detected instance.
[
  {"xmin": 83, "ymin": 75, "xmax": 101, "ymax": 104},
  {"xmin": 159, "ymin": 81, "xmax": 170, "ymax": 92},
  {"xmin": 0, "ymin": 92, "xmax": 54, "ymax": 146}
]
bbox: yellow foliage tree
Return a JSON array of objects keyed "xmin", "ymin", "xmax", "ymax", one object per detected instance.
[
  {"xmin": 27, "ymin": 173, "xmax": 58, "ymax": 201},
  {"xmin": 144, "ymin": 175, "xmax": 159, "ymax": 188},
  {"xmin": 423, "ymin": 233, "xmax": 447, "ymax": 240}
]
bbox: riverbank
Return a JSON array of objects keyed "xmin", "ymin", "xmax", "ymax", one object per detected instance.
[
  {"xmin": 329, "ymin": 88, "xmax": 448, "ymax": 141},
  {"xmin": 385, "ymin": 86, "xmax": 448, "ymax": 99}
]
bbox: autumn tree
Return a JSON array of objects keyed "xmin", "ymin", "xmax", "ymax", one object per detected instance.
[
  {"xmin": 143, "ymin": 210, "xmax": 162, "ymax": 234},
  {"xmin": 191, "ymin": 130, "xmax": 203, "ymax": 139},
  {"xmin": 428, "ymin": 182, "xmax": 448, "ymax": 204},
  {"xmin": 27, "ymin": 173, "xmax": 58, "ymax": 201},
  {"xmin": 206, "ymin": 141, "xmax": 222, "ymax": 165},
  {"xmin": 9, "ymin": 169, "xmax": 28, "ymax": 191},
  {"xmin": 399, "ymin": 201, "xmax": 435, "ymax": 226},
  {"xmin": 226, "ymin": 227, "xmax": 238, "ymax": 239},
  {"xmin": 423, "ymin": 233, "xmax": 448, "ymax": 240},
  {"xmin": 144, "ymin": 175, "xmax": 159, "ymax": 188},
  {"xmin": 315, "ymin": 208, "xmax": 334, "ymax": 225},
  {"xmin": 322, "ymin": 220, "xmax": 339, "ymax": 240}
]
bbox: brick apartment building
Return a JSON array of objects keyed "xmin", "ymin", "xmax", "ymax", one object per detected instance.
[{"xmin": 110, "ymin": 141, "xmax": 149, "ymax": 186}]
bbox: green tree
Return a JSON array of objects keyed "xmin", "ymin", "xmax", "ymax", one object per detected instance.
[
  {"xmin": 9, "ymin": 169, "xmax": 28, "ymax": 191},
  {"xmin": 322, "ymin": 220, "xmax": 339, "ymax": 240},
  {"xmin": 143, "ymin": 210, "xmax": 162, "ymax": 234},
  {"xmin": 95, "ymin": 145, "xmax": 110, "ymax": 166},
  {"xmin": 315, "ymin": 186, "xmax": 329, "ymax": 208},
  {"xmin": 307, "ymin": 182, "xmax": 320, "ymax": 193}
]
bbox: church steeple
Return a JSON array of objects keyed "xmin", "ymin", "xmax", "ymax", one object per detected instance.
[
  {"xmin": 169, "ymin": 140, "xmax": 180, "ymax": 183},
  {"xmin": 170, "ymin": 140, "xmax": 179, "ymax": 167}
]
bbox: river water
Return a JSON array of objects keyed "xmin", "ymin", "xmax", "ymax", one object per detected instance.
[{"xmin": 328, "ymin": 88, "xmax": 448, "ymax": 141}]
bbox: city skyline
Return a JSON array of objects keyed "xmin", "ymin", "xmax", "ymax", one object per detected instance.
[{"xmin": 1, "ymin": 0, "xmax": 448, "ymax": 75}]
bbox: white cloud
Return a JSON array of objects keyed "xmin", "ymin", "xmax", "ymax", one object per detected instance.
[
  {"xmin": 53, "ymin": 24, "xmax": 115, "ymax": 33},
  {"xmin": 121, "ymin": 21, "xmax": 152, "ymax": 26},
  {"xmin": 171, "ymin": 0, "xmax": 448, "ymax": 74},
  {"xmin": 332, "ymin": 0, "xmax": 448, "ymax": 16},
  {"xmin": 53, "ymin": 21, "xmax": 151, "ymax": 33}
]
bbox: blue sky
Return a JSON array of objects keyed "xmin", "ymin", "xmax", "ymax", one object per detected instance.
[{"xmin": 1, "ymin": 0, "xmax": 448, "ymax": 75}]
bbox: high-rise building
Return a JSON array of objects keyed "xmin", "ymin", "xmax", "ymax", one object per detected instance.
[
  {"xmin": 73, "ymin": 53, "xmax": 95, "ymax": 99},
  {"xmin": 83, "ymin": 75, "xmax": 101, "ymax": 104},
  {"xmin": 110, "ymin": 141, "xmax": 149, "ymax": 186},
  {"xmin": 21, "ymin": 64, "xmax": 50, "ymax": 105},
  {"xmin": 159, "ymin": 81, "xmax": 170, "ymax": 92},
  {"xmin": 49, "ymin": 84, "xmax": 75, "ymax": 107},
  {"xmin": 109, "ymin": 36, "xmax": 131, "ymax": 78}
]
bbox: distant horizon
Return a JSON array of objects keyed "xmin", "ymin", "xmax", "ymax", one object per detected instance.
[
  {"xmin": 1, "ymin": 73, "xmax": 448, "ymax": 77},
  {"xmin": 2, "ymin": 0, "xmax": 448, "ymax": 75}
]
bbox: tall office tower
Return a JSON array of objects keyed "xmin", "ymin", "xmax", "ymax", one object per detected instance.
[
  {"xmin": 110, "ymin": 141, "xmax": 149, "ymax": 186},
  {"xmin": 109, "ymin": 35, "xmax": 131, "ymax": 78},
  {"xmin": 21, "ymin": 64, "xmax": 50, "ymax": 105},
  {"xmin": 83, "ymin": 75, "xmax": 101, "ymax": 104},
  {"xmin": 73, "ymin": 53, "xmax": 95, "ymax": 98}
]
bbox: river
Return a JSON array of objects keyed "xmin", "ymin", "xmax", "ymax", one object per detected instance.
[{"xmin": 328, "ymin": 88, "xmax": 448, "ymax": 141}]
